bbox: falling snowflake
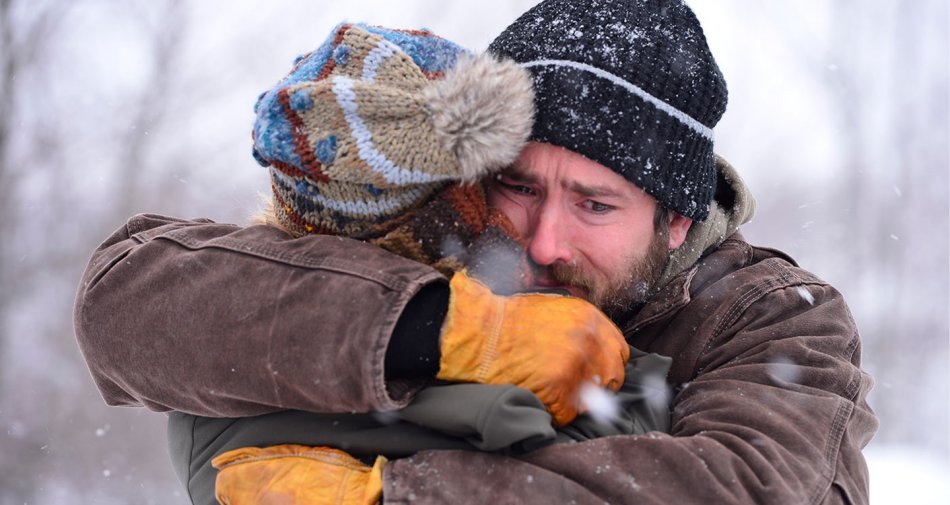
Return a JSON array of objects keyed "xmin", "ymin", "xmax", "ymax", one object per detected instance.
[
  {"xmin": 767, "ymin": 355, "xmax": 802, "ymax": 385},
  {"xmin": 579, "ymin": 381, "xmax": 620, "ymax": 425},
  {"xmin": 795, "ymin": 286, "xmax": 815, "ymax": 305}
]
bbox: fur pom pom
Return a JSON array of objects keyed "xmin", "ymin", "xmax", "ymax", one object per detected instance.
[{"xmin": 423, "ymin": 54, "xmax": 535, "ymax": 181}]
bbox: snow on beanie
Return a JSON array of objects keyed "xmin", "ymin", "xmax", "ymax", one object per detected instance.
[
  {"xmin": 489, "ymin": 0, "xmax": 727, "ymax": 221},
  {"xmin": 253, "ymin": 23, "xmax": 535, "ymax": 238}
]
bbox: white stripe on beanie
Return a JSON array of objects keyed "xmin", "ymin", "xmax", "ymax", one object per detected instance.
[
  {"xmin": 362, "ymin": 38, "xmax": 401, "ymax": 83},
  {"xmin": 332, "ymin": 75, "xmax": 456, "ymax": 185},
  {"xmin": 520, "ymin": 59, "xmax": 714, "ymax": 141}
]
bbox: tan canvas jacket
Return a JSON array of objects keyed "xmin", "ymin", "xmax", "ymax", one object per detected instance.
[
  {"xmin": 74, "ymin": 211, "xmax": 876, "ymax": 504},
  {"xmin": 383, "ymin": 235, "xmax": 877, "ymax": 504}
]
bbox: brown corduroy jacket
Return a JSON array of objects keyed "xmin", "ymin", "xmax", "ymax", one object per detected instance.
[{"xmin": 74, "ymin": 213, "xmax": 876, "ymax": 504}]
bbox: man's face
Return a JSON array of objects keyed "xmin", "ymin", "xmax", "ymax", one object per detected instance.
[{"xmin": 486, "ymin": 142, "xmax": 691, "ymax": 314}]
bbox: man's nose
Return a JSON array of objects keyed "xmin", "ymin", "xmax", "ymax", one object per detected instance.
[{"xmin": 525, "ymin": 204, "xmax": 572, "ymax": 267}]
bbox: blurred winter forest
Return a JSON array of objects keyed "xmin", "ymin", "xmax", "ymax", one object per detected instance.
[{"xmin": 0, "ymin": 0, "xmax": 946, "ymax": 503}]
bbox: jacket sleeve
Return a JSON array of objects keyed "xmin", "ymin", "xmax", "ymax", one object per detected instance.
[
  {"xmin": 73, "ymin": 214, "xmax": 446, "ymax": 417},
  {"xmin": 383, "ymin": 275, "xmax": 877, "ymax": 504}
]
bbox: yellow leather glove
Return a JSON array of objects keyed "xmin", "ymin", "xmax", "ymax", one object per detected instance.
[
  {"xmin": 436, "ymin": 270, "xmax": 630, "ymax": 426},
  {"xmin": 212, "ymin": 445, "xmax": 385, "ymax": 505}
]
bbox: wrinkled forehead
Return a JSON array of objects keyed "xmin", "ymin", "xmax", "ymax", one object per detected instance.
[{"xmin": 505, "ymin": 142, "xmax": 647, "ymax": 197}]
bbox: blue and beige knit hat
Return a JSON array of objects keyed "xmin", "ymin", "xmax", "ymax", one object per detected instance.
[{"xmin": 253, "ymin": 23, "xmax": 535, "ymax": 238}]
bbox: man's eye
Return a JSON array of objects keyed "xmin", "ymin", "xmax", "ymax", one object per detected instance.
[
  {"xmin": 496, "ymin": 176, "xmax": 534, "ymax": 195},
  {"xmin": 581, "ymin": 200, "xmax": 615, "ymax": 214}
]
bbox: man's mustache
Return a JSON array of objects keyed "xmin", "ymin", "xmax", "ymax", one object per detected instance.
[{"xmin": 531, "ymin": 259, "xmax": 595, "ymax": 294}]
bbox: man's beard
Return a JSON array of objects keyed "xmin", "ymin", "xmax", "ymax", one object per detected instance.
[{"xmin": 548, "ymin": 229, "xmax": 671, "ymax": 318}]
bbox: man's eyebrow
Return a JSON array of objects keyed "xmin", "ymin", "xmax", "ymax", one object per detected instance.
[
  {"xmin": 503, "ymin": 166, "xmax": 626, "ymax": 199},
  {"xmin": 503, "ymin": 166, "xmax": 540, "ymax": 184},
  {"xmin": 567, "ymin": 180, "xmax": 625, "ymax": 199}
]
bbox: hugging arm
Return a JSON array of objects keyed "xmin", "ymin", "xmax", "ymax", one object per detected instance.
[
  {"xmin": 74, "ymin": 214, "xmax": 446, "ymax": 416},
  {"xmin": 384, "ymin": 276, "xmax": 876, "ymax": 504},
  {"xmin": 74, "ymin": 213, "xmax": 627, "ymax": 422}
]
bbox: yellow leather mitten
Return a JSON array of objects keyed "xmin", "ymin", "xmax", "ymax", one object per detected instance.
[
  {"xmin": 437, "ymin": 271, "xmax": 630, "ymax": 426},
  {"xmin": 212, "ymin": 445, "xmax": 385, "ymax": 505}
]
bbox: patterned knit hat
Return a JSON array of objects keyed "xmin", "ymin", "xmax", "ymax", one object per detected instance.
[
  {"xmin": 253, "ymin": 23, "xmax": 535, "ymax": 238},
  {"xmin": 489, "ymin": 0, "xmax": 727, "ymax": 221}
]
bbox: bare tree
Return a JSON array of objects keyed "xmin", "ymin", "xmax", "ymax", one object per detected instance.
[
  {"xmin": 0, "ymin": 1, "xmax": 71, "ymax": 499},
  {"xmin": 1, "ymin": 0, "xmax": 194, "ymax": 503},
  {"xmin": 742, "ymin": 0, "xmax": 949, "ymax": 452}
]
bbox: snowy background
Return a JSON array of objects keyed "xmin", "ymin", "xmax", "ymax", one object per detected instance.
[{"xmin": 0, "ymin": 0, "xmax": 947, "ymax": 503}]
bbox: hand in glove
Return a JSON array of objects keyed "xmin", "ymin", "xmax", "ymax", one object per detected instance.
[
  {"xmin": 213, "ymin": 445, "xmax": 385, "ymax": 505},
  {"xmin": 436, "ymin": 270, "xmax": 630, "ymax": 426}
]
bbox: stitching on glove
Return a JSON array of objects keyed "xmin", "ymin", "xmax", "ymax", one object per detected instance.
[{"xmin": 475, "ymin": 297, "xmax": 506, "ymax": 383}]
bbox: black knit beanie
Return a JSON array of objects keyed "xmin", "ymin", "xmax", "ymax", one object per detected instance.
[{"xmin": 489, "ymin": 0, "xmax": 727, "ymax": 221}]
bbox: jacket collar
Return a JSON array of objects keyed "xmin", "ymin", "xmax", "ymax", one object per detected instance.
[
  {"xmin": 654, "ymin": 155, "xmax": 756, "ymax": 290},
  {"xmin": 620, "ymin": 265, "xmax": 697, "ymax": 338},
  {"xmin": 619, "ymin": 232, "xmax": 754, "ymax": 345},
  {"xmin": 618, "ymin": 155, "xmax": 755, "ymax": 335}
]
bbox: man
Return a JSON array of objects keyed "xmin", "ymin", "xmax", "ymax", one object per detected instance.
[{"xmin": 74, "ymin": 0, "xmax": 878, "ymax": 503}]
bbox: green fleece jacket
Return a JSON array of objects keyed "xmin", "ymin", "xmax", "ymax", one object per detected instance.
[{"xmin": 167, "ymin": 347, "xmax": 672, "ymax": 505}]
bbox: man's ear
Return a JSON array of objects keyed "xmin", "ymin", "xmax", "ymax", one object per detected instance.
[{"xmin": 668, "ymin": 212, "xmax": 692, "ymax": 250}]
